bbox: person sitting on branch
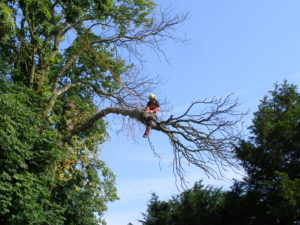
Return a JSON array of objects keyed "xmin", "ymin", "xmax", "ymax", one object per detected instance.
[{"xmin": 143, "ymin": 94, "xmax": 160, "ymax": 138}]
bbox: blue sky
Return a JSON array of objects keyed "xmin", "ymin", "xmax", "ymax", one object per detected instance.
[{"xmin": 101, "ymin": 1, "xmax": 300, "ymax": 224}]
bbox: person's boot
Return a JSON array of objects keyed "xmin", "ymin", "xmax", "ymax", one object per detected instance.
[{"xmin": 143, "ymin": 129, "xmax": 150, "ymax": 138}]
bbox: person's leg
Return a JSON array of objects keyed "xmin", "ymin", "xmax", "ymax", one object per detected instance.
[{"xmin": 143, "ymin": 119, "xmax": 152, "ymax": 137}]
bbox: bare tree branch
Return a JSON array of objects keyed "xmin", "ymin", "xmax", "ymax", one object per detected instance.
[{"xmin": 90, "ymin": 9, "xmax": 188, "ymax": 56}]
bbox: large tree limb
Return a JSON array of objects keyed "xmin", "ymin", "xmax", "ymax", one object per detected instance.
[
  {"xmin": 69, "ymin": 107, "xmax": 151, "ymax": 138},
  {"xmin": 67, "ymin": 95, "xmax": 244, "ymax": 183},
  {"xmin": 44, "ymin": 49, "xmax": 85, "ymax": 116}
]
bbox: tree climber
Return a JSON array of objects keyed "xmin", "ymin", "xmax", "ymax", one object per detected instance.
[{"xmin": 143, "ymin": 94, "xmax": 160, "ymax": 138}]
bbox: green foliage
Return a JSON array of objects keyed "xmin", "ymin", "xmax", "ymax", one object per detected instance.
[
  {"xmin": 0, "ymin": 2, "xmax": 16, "ymax": 41},
  {"xmin": 234, "ymin": 81, "xmax": 300, "ymax": 224},
  {"xmin": 0, "ymin": 82, "xmax": 118, "ymax": 225},
  {"xmin": 0, "ymin": 82, "xmax": 63, "ymax": 224},
  {"xmin": 0, "ymin": 0, "xmax": 157, "ymax": 90},
  {"xmin": 140, "ymin": 182, "xmax": 225, "ymax": 225},
  {"xmin": 236, "ymin": 81, "xmax": 300, "ymax": 179}
]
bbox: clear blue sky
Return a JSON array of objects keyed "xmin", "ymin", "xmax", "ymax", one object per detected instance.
[{"xmin": 101, "ymin": 1, "xmax": 300, "ymax": 224}]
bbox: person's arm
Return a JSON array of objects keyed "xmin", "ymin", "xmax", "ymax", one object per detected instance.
[{"xmin": 145, "ymin": 102, "xmax": 151, "ymax": 112}]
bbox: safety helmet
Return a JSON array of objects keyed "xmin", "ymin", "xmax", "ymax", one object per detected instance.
[{"xmin": 149, "ymin": 94, "xmax": 156, "ymax": 99}]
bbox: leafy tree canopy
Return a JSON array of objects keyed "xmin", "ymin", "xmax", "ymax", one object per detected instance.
[
  {"xmin": 140, "ymin": 182, "xmax": 225, "ymax": 225},
  {"xmin": 234, "ymin": 81, "xmax": 300, "ymax": 224}
]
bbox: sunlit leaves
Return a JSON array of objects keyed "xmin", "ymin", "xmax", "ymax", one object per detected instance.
[{"xmin": 0, "ymin": 2, "xmax": 16, "ymax": 41}]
